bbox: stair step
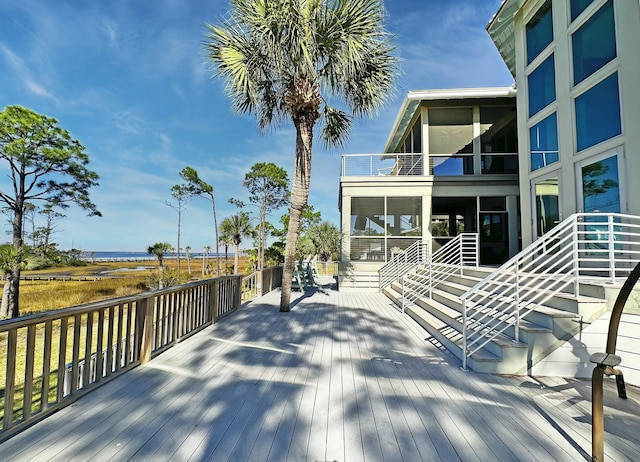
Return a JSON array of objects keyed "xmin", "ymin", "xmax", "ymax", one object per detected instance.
[{"xmin": 403, "ymin": 303, "xmax": 501, "ymax": 364}]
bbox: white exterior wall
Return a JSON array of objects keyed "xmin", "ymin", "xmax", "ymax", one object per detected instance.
[
  {"xmin": 513, "ymin": 0, "xmax": 640, "ymax": 246},
  {"xmin": 503, "ymin": 0, "xmax": 640, "ymax": 384}
]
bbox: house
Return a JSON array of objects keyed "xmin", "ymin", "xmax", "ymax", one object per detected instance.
[
  {"xmin": 487, "ymin": 0, "xmax": 640, "ymax": 245},
  {"xmin": 338, "ymin": 0, "xmax": 640, "ymax": 381},
  {"xmin": 339, "ymin": 88, "xmax": 521, "ymax": 291}
]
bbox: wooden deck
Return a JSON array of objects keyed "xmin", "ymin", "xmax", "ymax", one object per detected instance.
[{"xmin": 1, "ymin": 277, "xmax": 639, "ymax": 461}]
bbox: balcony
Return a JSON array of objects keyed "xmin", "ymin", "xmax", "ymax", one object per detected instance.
[
  {"xmin": 1, "ymin": 275, "xmax": 638, "ymax": 460},
  {"xmin": 341, "ymin": 153, "xmax": 519, "ymax": 177}
]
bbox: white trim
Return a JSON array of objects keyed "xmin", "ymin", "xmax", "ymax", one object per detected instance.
[{"xmin": 574, "ymin": 147, "xmax": 625, "ymax": 214}]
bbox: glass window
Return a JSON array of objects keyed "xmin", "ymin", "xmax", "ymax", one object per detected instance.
[
  {"xmin": 481, "ymin": 155, "xmax": 518, "ymax": 174},
  {"xmin": 582, "ymin": 155, "xmax": 620, "ymax": 213},
  {"xmin": 411, "ymin": 117, "xmax": 422, "ymax": 153},
  {"xmin": 480, "ymin": 106, "xmax": 518, "ymax": 153},
  {"xmin": 350, "ymin": 238, "xmax": 385, "ymax": 261},
  {"xmin": 431, "ymin": 156, "xmax": 474, "ymax": 176},
  {"xmin": 480, "ymin": 197, "xmax": 507, "ymax": 212},
  {"xmin": 526, "ymin": 0, "xmax": 553, "ymax": 64},
  {"xmin": 386, "ymin": 197, "xmax": 422, "ymax": 236},
  {"xmin": 571, "ymin": 0, "xmax": 596, "ymax": 21},
  {"xmin": 575, "ymin": 72, "xmax": 621, "ymax": 151},
  {"xmin": 428, "ymin": 108, "xmax": 473, "ymax": 155},
  {"xmin": 528, "ymin": 54, "xmax": 556, "ymax": 116},
  {"xmin": 530, "ymin": 113, "xmax": 558, "ymax": 171},
  {"xmin": 572, "ymin": 0, "xmax": 616, "ymax": 85},
  {"xmin": 350, "ymin": 198, "xmax": 385, "ymax": 236},
  {"xmin": 534, "ymin": 177, "xmax": 559, "ymax": 237}
]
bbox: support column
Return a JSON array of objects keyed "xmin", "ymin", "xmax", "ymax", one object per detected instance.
[{"xmin": 507, "ymin": 195, "xmax": 519, "ymax": 258}]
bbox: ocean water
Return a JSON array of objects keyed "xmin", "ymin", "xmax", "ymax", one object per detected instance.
[{"xmin": 86, "ymin": 251, "xmax": 222, "ymax": 261}]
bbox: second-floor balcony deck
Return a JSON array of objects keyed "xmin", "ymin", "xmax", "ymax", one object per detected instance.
[{"xmin": 1, "ymin": 276, "xmax": 638, "ymax": 461}]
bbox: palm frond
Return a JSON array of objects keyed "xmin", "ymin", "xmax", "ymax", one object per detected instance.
[{"xmin": 320, "ymin": 106, "xmax": 352, "ymax": 148}]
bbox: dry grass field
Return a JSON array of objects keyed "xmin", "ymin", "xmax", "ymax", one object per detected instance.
[{"xmin": 17, "ymin": 256, "xmax": 244, "ymax": 316}]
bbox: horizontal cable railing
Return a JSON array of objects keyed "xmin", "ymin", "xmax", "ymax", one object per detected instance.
[
  {"xmin": 401, "ymin": 233, "xmax": 478, "ymax": 312},
  {"xmin": 0, "ymin": 272, "xmax": 277, "ymax": 441},
  {"xmin": 460, "ymin": 213, "xmax": 640, "ymax": 370},
  {"xmin": 341, "ymin": 153, "xmax": 425, "ymax": 176},
  {"xmin": 378, "ymin": 240, "xmax": 426, "ymax": 291}
]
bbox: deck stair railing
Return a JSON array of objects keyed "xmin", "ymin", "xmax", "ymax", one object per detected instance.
[
  {"xmin": 401, "ymin": 233, "xmax": 478, "ymax": 312},
  {"xmin": 378, "ymin": 240, "xmax": 426, "ymax": 291},
  {"xmin": 460, "ymin": 212, "xmax": 640, "ymax": 370}
]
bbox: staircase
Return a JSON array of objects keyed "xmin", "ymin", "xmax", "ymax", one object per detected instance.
[
  {"xmin": 383, "ymin": 266, "xmax": 606, "ymax": 373},
  {"xmin": 380, "ymin": 213, "xmax": 640, "ymax": 374}
]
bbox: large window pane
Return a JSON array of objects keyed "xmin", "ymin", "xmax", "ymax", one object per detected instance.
[
  {"xmin": 428, "ymin": 108, "xmax": 473, "ymax": 155},
  {"xmin": 572, "ymin": 0, "xmax": 616, "ymax": 85},
  {"xmin": 571, "ymin": 0, "xmax": 596, "ymax": 21},
  {"xmin": 528, "ymin": 54, "xmax": 556, "ymax": 116},
  {"xmin": 351, "ymin": 198, "xmax": 384, "ymax": 236},
  {"xmin": 431, "ymin": 156, "xmax": 474, "ymax": 176},
  {"xmin": 480, "ymin": 106, "xmax": 518, "ymax": 153},
  {"xmin": 582, "ymin": 155, "xmax": 620, "ymax": 213},
  {"xmin": 350, "ymin": 238, "xmax": 384, "ymax": 261},
  {"xmin": 534, "ymin": 177, "xmax": 559, "ymax": 237},
  {"xmin": 481, "ymin": 155, "xmax": 518, "ymax": 174},
  {"xmin": 526, "ymin": 0, "xmax": 553, "ymax": 64},
  {"xmin": 386, "ymin": 197, "xmax": 422, "ymax": 236},
  {"xmin": 530, "ymin": 113, "xmax": 558, "ymax": 171},
  {"xmin": 575, "ymin": 72, "xmax": 621, "ymax": 151}
]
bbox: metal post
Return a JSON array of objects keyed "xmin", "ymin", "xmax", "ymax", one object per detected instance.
[
  {"xmin": 462, "ymin": 299, "xmax": 468, "ymax": 371},
  {"xmin": 428, "ymin": 252, "xmax": 433, "ymax": 299},
  {"xmin": 515, "ymin": 262, "xmax": 520, "ymax": 343},
  {"xmin": 573, "ymin": 217, "xmax": 580, "ymax": 298},
  {"xmin": 608, "ymin": 215, "xmax": 615, "ymax": 284},
  {"xmin": 459, "ymin": 237, "xmax": 463, "ymax": 276},
  {"xmin": 590, "ymin": 261, "xmax": 640, "ymax": 460},
  {"xmin": 592, "ymin": 365, "xmax": 605, "ymax": 461},
  {"xmin": 401, "ymin": 276, "xmax": 406, "ymax": 314}
]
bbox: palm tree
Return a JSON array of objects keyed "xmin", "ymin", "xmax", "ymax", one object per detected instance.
[
  {"xmin": 219, "ymin": 212, "xmax": 253, "ymax": 274},
  {"xmin": 147, "ymin": 242, "xmax": 173, "ymax": 289},
  {"xmin": 218, "ymin": 230, "xmax": 233, "ymax": 275},
  {"xmin": 308, "ymin": 221, "xmax": 340, "ymax": 261},
  {"xmin": 203, "ymin": 245, "xmax": 212, "ymax": 276},
  {"xmin": 205, "ymin": 0, "xmax": 397, "ymax": 311}
]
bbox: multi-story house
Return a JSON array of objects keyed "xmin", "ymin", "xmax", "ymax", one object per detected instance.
[
  {"xmin": 339, "ymin": 88, "xmax": 520, "ymax": 290},
  {"xmin": 337, "ymin": 0, "xmax": 640, "ymax": 381}
]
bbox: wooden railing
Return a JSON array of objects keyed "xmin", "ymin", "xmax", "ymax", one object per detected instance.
[
  {"xmin": 242, "ymin": 265, "xmax": 284, "ymax": 301},
  {"xmin": 0, "ymin": 274, "xmax": 259, "ymax": 442}
]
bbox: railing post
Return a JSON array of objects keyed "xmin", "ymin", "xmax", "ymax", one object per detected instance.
[
  {"xmin": 462, "ymin": 299, "xmax": 468, "ymax": 371},
  {"xmin": 459, "ymin": 236, "xmax": 464, "ymax": 276},
  {"xmin": 209, "ymin": 281, "xmax": 219, "ymax": 324},
  {"xmin": 608, "ymin": 214, "xmax": 616, "ymax": 284},
  {"xmin": 515, "ymin": 262, "xmax": 520, "ymax": 343},
  {"xmin": 236, "ymin": 275, "xmax": 243, "ymax": 310},
  {"xmin": 573, "ymin": 217, "xmax": 580, "ymax": 298},
  {"xmin": 139, "ymin": 296, "xmax": 154, "ymax": 365},
  {"xmin": 428, "ymin": 252, "xmax": 433, "ymax": 299},
  {"xmin": 401, "ymin": 276, "xmax": 406, "ymax": 314},
  {"xmin": 475, "ymin": 234, "xmax": 479, "ymax": 267}
]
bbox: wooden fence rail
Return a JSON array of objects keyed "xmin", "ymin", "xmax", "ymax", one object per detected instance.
[{"xmin": 0, "ymin": 270, "xmax": 283, "ymax": 442}]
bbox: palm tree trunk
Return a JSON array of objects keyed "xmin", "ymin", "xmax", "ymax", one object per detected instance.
[
  {"xmin": 234, "ymin": 243, "xmax": 239, "ymax": 274},
  {"xmin": 280, "ymin": 117, "xmax": 314, "ymax": 312},
  {"xmin": 212, "ymin": 200, "xmax": 221, "ymax": 277}
]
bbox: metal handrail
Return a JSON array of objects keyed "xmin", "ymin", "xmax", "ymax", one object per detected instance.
[
  {"xmin": 401, "ymin": 233, "xmax": 478, "ymax": 312},
  {"xmin": 378, "ymin": 240, "xmax": 426, "ymax": 291},
  {"xmin": 460, "ymin": 213, "xmax": 640, "ymax": 370}
]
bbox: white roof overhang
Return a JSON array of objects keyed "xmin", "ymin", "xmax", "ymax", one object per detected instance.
[{"xmin": 383, "ymin": 87, "xmax": 517, "ymax": 153}]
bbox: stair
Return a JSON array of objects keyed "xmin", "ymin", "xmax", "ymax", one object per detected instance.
[{"xmin": 383, "ymin": 266, "xmax": 607, "ymax": 374}]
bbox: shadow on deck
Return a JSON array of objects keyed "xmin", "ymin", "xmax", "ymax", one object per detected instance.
[{"xmin": 1, "ymin": 276, "xmax": 638, "ymax": 461}]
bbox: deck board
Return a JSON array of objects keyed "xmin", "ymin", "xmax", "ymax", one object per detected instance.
[{"xmin": 2, "ymin": 277, "xmax": 639, "ymax": 462}]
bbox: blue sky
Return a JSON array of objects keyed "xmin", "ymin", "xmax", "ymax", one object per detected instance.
[{"xmin": 0, "ymin": 0, "xmax": 512, "ymax": 253}]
